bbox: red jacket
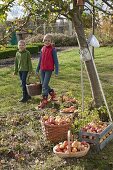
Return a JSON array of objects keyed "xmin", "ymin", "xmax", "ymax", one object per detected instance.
[{"xmin": 40, "ymin": 45, "xmax": 54, "ymax": 71}]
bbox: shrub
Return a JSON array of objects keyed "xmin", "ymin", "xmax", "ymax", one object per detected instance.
[
  {"xmin": 0, "ymin": 49, "xmax": 17, "ymax": 59},
  {"xmin": 96, "ymin": 18, "xmax": 113, "ymax": 46},
  {"xmin": 53, "ymin": 33, "xmax": 78, "ymax": 46},
  {"xmin": 25, "ymin": 33, "xmax": 78, "ymax": 47},
  {"xmin": 27, "ymin": 43, "xmax": 43, "ymax": 52},
  {"xmin": 6, "ymin": 45, "xmax": 18, "ymax": 48},
  {"xmin": 25, "ymin": 34, "xmax": 44, "ymax": 44},
  {"xmin": 26, "ymin": 45, "xmax": 39, "ymax": 54}
]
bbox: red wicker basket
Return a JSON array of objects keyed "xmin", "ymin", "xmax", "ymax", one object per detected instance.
[{"xmin": 41, "ymin": 120, "xmax": 71, "ymax": 143}]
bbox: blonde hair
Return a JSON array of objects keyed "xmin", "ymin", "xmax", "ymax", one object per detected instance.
[
  {"xmin": 43, "ymin": 34, "xmax": 53, "ymax": 42},
  {"xmin": 18, "ymin": 40, "xmax": 26, "ymax": 47}
]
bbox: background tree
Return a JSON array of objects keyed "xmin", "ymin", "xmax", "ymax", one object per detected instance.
[{"xmin": 1, "ymin": 0, "xmax": 113, "ymax": 108}]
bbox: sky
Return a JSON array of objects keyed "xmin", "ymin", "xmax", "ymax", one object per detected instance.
[
  {"xmin": 7, "ymin": 2, "xmax": 24, "ymax": 21},
  {"xmin": 0, "ymin": 0, "xmax": 24, "ymax": 21}
]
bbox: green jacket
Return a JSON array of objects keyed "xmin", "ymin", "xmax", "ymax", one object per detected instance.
[{"xmin": 14, "ymin": 50, "xmax": 33, "ymax": 74}]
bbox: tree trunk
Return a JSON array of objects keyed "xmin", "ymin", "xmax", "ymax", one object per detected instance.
[{"xmin": 72, "ymin": 12, "xmax": 103, "ymax": 107}]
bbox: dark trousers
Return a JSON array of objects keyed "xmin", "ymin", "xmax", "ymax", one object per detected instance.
[
  {"xmin": 19, "ymin": 71, "xmax": 28, "ymax": 98},
  {"xmin": 40, "ymin": 70, "xmax": 52, "ymax": 97}
]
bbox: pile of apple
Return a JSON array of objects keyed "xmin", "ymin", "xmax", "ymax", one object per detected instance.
[
  {"xmin": 81, "ymin": 121, "xmax": 108, "ymax": 134},
  {"xmin": 61, "ymin": 95, "xmax": 77, "ymax": 104},
  {"xmin": 41, "ymin": 115, "xmax": 71, "ymax": 126},
  {"xmin": 54, "ymin": 140, "xmax": 89, "ymax": 153},
  {"xmin": 60, "ymin": 106, "xmax": 77, "ymax": 113},
  {"xmin": 100, "ymin": 129, "xmax": 113, "ymax": 143}
]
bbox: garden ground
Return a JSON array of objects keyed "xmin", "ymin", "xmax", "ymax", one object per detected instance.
[{"xmin": 0, "ymin": 47, "xmax": 113, "ymax": 170}]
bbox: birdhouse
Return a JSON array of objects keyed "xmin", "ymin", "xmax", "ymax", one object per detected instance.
[{"xmin": 76, "ymin": 0, "xmax": 84, "ymax": 6}]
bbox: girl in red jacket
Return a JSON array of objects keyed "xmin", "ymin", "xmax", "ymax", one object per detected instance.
[{"xmin": 36, "ymin": 34, "xmax": 59, "ymax": 109}]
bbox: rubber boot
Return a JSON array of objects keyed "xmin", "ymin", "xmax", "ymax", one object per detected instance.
[
  {"xmin": 38, "ymin": 96, "xmax": 48, "ymax": 109},
  {"xmin": 49, "ymin": 90, "xmax": 57, "ymax": 101},
  {"xmin": 19, "ymin": 91, "xmax": 28, "ymax": 103},
  {"xmin": 26, "ymin": 94, "xmax": 31, "ymax": 100}
]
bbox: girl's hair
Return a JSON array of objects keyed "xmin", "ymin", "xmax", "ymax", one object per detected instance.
[
  {"xmin": 18, "ymin": 40, "xmax": 26, "ymax": 45},
  {"xmin": 43, "ymin": 34, "xmax": 53, "ymax": 42}
]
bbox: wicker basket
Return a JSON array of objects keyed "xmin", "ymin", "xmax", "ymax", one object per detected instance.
[
  {"xmin": 26, "ymin": 83, "xmax": 42, "ymax": 96},
  {"xmin": 26, "ymin": 75, "xmax": 42, "ymax": 96},
  {"xmin": 41, "ymin": 120, "xmax": 71, "ymax": 143},
  {"xmin": 53, "ymin": 130, "xmax": 90, "ymax": 158}
]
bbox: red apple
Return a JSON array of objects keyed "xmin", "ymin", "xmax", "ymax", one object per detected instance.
[
  {"xmin": 81, "ymin": 141, "xmax": 87, "ymax": 145},
  {"xmin": 63, "ymin": 141, "xmax": 68, "ymax": 148},
  {"xmin": 59, "ymin": 144, "xmax": 65, "ymax": 150},
  {"xmin": 44, "ymin": 120, "xmax": 50, "ymax": 125},
  {"xmin": 82, "ymin": 128, "xmax": 87, "ymax": 132},
  {"xmin": 96, "ymin": 129, "xmax": 102, "ymax": 133},
  {"xmin": 72, "ymin": 147, "xmax": 77, "ymax": 153},
  {"xmin": 54, "ymin": 144, "xmax": 61, "ymax": 152},
  {"xmin": 48, "ymin": 117, "xmax": 55, "ymax": 124}
]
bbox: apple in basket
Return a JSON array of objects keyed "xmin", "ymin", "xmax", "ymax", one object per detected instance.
[
  {"xmin": 78, "ymin": 145, "xmax": 86, "ymax": 151},
  {"xmin": 55, "ymin": 116, "xmax": 70, "ymax": 125},
  {"xmin": 65, "ymin": 117, "xmax": 71, "ymax": 123},
  {"xmin": 42, "ymin": 115, "xmax": 71, "ymax": 126},
  {"xmin": 42, "ymin": 115, "xmax": 49, "ymax": 121},
  {"xmin": 81, "ymin": 141, "xmax": 88, "ymax": 146},
  {"xmin": 44, "ymin": 120, "xmax": 50, "ymax": 126},
  {"xmin": 72, "ymin": 141, "xmax": 88, "ymax": 152},
  {"xmin": 54, "ymin": 144, "xmax": 62, "ymax": 152},
  {"xmin": 55, "ymin": 116, "xmax": 62, "ymax": 124},
  {"xmin": 58, "ymin": 119, "xmax": 66, "ymax": 125},
  {"xmin": 71, "ymin": 147, "xmax": 77, "ymax": 153},
  {"xmin": 48, "ymin": 116, "xmax": 56, "ymax": 124},
  {"xmin": 59, "ymin": 141, "xmax": 68, "ymax": 150},
  {"xmin": 43, "ymin": 116, "xmax": 55, "ymax": 125},
  {"xmin": 63, "ymin": 141, "xmax": 68, "ymax": 148},
  {"xmin": 59, "ymin": 144, "xmax": 65, "ymax": 150},
  {"xmin": 71, "ymin": 141, "xmax": 81, "ymax": 148},
  {"xmin": 54, "ymin": 141, "xmax": 89, "ymax": 153}
]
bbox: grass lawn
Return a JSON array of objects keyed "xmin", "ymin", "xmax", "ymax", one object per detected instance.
[{"xmin": 1, "ymin": 47, "xmax": 113, "ymax": 170}]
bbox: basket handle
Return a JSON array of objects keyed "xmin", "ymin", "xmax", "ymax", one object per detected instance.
[
  {"xmin": 36, "ymin": 74, "xmax": 41, "ymax": 83},
  {"xmin": 27, "ymin": 73, "xmax": 41, "ymax": 84},
  {"xmin": 67, "ymin": 130, "xmax": 71, "ymax": 154}
]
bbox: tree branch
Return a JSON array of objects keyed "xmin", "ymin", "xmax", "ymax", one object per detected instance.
[
  {"xmin": 102, "ymin": 0, "xmax": 113, "ymax": 10},
  {"xmin": 86, "ymin": 0, "xmax": 113, "ymax": 15},
  {"xmin": 0, "ymin": 0, "xmax": 14, "ymax": 13},
  {"xmin": 0, "ymin": 13, "xmax": 32, "ymax": 44}
]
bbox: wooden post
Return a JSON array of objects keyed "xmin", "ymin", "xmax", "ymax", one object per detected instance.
[
  {"xmin": 68, "ymin": 20, "xmax": 73, "ymax": 36},
  {"xmin": 43, "ymin": 23, "xmax": 46, "ymax": 35},
  {"xmin": 92, "ymin": 0, "xmax": 95, "ymax": 58},
  {"xmin": 76, "ymin": 0, "xmax": 84, "ymax": 6}
]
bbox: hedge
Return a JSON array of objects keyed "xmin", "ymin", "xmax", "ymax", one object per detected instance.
[
  {"xmin": 0, "ymin": 49, "xmax": 17, "ymax": 60},
  {"xmin": 0, "ymin": 43, "xmax": 43, "ymax": 60},
  {"xmin": 25, "ymin": 33, "xmax": 78, "ymax": 47}
]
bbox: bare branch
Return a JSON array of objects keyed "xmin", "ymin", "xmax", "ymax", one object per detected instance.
[
  {"xmin": 86, "ymin": 0, "xmax": 113, "ymax": 15},
  {"xmin": 102, "ymin": 0, "xmax": 113, "ymax": 10}
]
